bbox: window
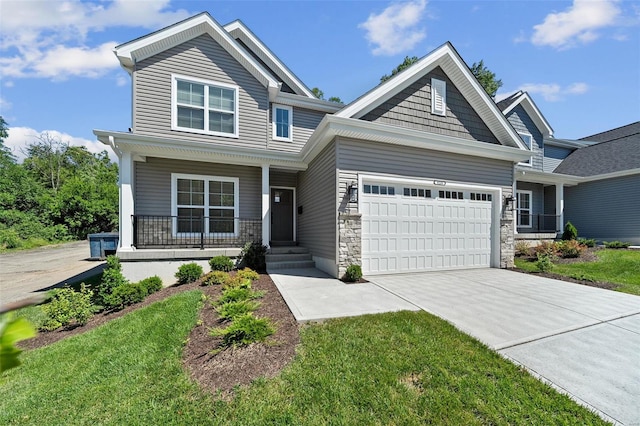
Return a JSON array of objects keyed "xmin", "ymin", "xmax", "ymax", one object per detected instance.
[
  {"xmin": 516, "ymin": 190, "xmax": 532, "ymax": 228},
  {"xmin": 172, "ymin": 75, "xmax": 238, "ymax": 137},
  {"xmin": 172, "ymin": 174, "xmax": 239, "ymax": 235},
  {"xmin": 470, "ymin": 192, "xmax": 492, "ymax": 202},
  {"xmin": 272, "ymin": 104, "xmax": 293, "ymax": 141},
  {"xmin": 518, "ymin": 132, "xmax": 533, "ymax": 165},
  {"xmin": 403, "ymin": 187, "xmax": 431, "ymax": 198},
  {"xmin": 431, "ymin": 78, "xmax": 447, "ymax": 116},
  {"xmin": 363, "ymin": 184, "xmax": 395, "ymax": 195},
  {"xmin": 439, "ymin": 190, "xmax": 464, "ymax": 200}
]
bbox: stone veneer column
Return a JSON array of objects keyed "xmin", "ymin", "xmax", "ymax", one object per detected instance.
[
  {"xmin": 500, "ymin": 189, "xmax": 515, "ymax": 268},
  {"xmin": 338, "ymin": 212, "xmax": 362, "ymax": 278}
]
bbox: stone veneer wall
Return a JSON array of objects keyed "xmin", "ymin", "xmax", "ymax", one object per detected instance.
[
  {"xmin": 337, "ymin": 212, "xmax": 361, "ymax": 278},
  {"xmin": 500, "ymin": 188, "xmax": 515, "ymax": 268}
]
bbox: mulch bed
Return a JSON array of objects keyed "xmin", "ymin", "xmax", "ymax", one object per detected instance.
[{"xmin": 19, "ymin": 273, "xmax": 300, "ymax": 395}]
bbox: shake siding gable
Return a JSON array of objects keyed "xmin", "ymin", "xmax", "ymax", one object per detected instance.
[
  {"xmin": 505, "ymin": 105, "xmax": 543, "ymax": 170},
  {"xmin": 134, "ymin": 34, "xmax": 269, "ymax": 149},
  {"xmin": 361, "ymin": 67, "xmax": 499, "ymax": 144}
]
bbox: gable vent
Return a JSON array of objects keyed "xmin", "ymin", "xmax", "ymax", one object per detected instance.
[{"xmin": 431, "ymin": 78, "xmax": 446, "ymax": 116}]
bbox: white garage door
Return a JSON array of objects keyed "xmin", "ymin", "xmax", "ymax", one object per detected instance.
[{"xmin": 361, "ymin": 182, "xmax": 494, "ymax": 275}]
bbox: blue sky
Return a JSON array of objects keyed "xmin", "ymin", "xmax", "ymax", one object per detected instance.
[{"xmin": 1, "ymin": 0, "xmax": 639, "ymax": 160}]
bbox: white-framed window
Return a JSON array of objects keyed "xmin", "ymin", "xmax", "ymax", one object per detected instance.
[
  {"xmin": 171, "ymin": 74, "xmax": 239, "ymax": 137},
  {"xmin": 272, "ymin": 104, "xmax": 293, "ymax": 141},
  {"xmin": 516, "ymin": 190, "xmax": 532, "ymax": 228},
  {"xmin": 518, "ymin": 132, "xmax": 533, "ymax": 166},
  {"xmin": 171, "ymin": 173, "xmax": 239, "ymax": 236},
  {"xmin": 403, "ymin": 187, "xmax": 431, "ymax": 198},
  {"xmin": 363, "ymin": 184, "xmax": 396, "ymax": 196},
  {"xmin": 431, "ymin": 78, "xmax": 447, "ymax": 116},
  {"xmin": 438, "ymin": 190, "xmax": 464, "ymax": 200}
]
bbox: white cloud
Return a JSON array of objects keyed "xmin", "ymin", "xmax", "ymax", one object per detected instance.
[
  {"xmin": 5, "ymin": 127, "xmax": 117, "ymax": 163},
  {"xmin": 359, "ymin": 0, "xmax": 428, "ymax": 56},
  {"xmin": 517, "ymin": 82, "xmax": 590, "ymax": 102},
  {"xmin": 531, "ymin": 0, "xmax": 621, "ymax": 49},
  {"xmin": 0, "ymin": 96, "xmax": 11, "ymax": 111}
]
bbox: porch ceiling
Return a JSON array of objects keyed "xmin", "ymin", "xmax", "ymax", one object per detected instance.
[{"xmin": 515, "ymin": 168, "xmax": 581, "ymax": 186}]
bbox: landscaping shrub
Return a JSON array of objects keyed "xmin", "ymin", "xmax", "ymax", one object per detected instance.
[
  {"xmin": 535, "ymin": 253, "xmax": 553, "ymax": 272},
  {"xmin": 215, "ymin": 300, "xmax": 261, "ymax": 321},
  {"xmin": 202, "ymin": 271, "xmax": 230, "ymax": 286},
  {"xmin": 236, "ymin": 267, "xmax": 260, "ymax": 282},
  {"xmin": 603, "ymin": 241, "xmax": 631, "ymax": 249},
  {"xmin": 41, "ymin": 284, "xmax": 95, "ymax": 331},
  {"xmin": 237, "ymin": 241, "xmax": 267, "ymax": 272},
  {"xmin": 97, "ymin": 255, "xmax": 128, "ymax": 307},
  {"xmin": 514, "ymin": 241, "xmax": 531, "ymax": 257},
  {"xmin": 556, "ymin": 240, "xmax": 586, "ymax": 258},
  {"xmin": 218, "ymin": 287, "xmax": 265, "ymax": 305},
  {"xmin": 343, "ymin": 264, "xmax": 363, "ymax": 282},
  {"xmin": 210, "ymin": 313, "xmax": 275, "ymax": 347},
  {"xmin": 577, "ymin": 237, "xmax": 596, "ymax": 248},
  {"xmin": 562, "ymin": 221, "xmax": 578, "ymax": 241},
  {"xmin": 139, "ymin": 276, "xmax": 163, "ymax": 294},
  {"xmin": 209, "ymin": 255, "xmax": 234, "ymax": 272},
  {"xmin": 533, "ymin": 241, "xmax": 557, "ymax": 257},
  {"xmin": 175, "ymin": 262, "xmax": 203, "ymax": 285},
  {"xmin": 223, "ymin": 275, "xmax": 252, "ymax": 290},
  {"xmin": 109, "ymin": 282, "xmax": 147, "ymax": 309}
]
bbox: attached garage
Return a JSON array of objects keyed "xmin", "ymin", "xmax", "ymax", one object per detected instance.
[{"xmin": 360, "ymin": 178, "xmax": 500, "ymax": 275}]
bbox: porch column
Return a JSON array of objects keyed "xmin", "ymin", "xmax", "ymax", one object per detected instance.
[
  {"xmin": 119, "ymin": 150, "xmax": 134, "ymax": 251},
  {"xmin": 261, "ymin": 164, "xmax": 270, "ymax": 248},
  {"xmin": 555, "ymin": 183, "xmax": 564, "ymax": 232}
]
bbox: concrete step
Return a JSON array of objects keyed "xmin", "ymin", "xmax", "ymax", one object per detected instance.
[
  {"xmin": 269, "ymin": 246, "xmax": 309, "ymax": 255},
  {"xmin": 266, "ymin": 253, "xmax": 312, "ymax": 262},
  {"xmin": 266, "ymin": 260, "xmax": 315, "ymax": 270}
]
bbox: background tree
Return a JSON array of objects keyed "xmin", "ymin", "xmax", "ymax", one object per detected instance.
[
  {"xmin": 380, "ymin": 56, "xmax": 419, "ymax": 83},
  {"xmin": 311, "ymin": 87, "xmax": 343, "ymax": 103},
  {"xmin": 470, "ymin": 60, "xmax": 502, "ymax": 98}
]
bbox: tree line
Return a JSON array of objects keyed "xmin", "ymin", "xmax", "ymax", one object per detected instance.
[{"xmin": 0, "ymin": 117, "xmax": 119, "ymax": 250}]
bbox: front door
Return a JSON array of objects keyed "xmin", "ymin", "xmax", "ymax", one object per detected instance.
[{"xmin": 271, "ymin": 188, "xmax": 294, "ymax": 243}]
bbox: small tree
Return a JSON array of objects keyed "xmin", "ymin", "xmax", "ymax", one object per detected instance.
[
  {"xmin": 562, "ymin": 221, "xmax": 578, "ymax": 241},
  {"xmin": 380, "ymin": 56, "xmax": 419, "ymax": 83},
  {"xmin": 470, "ymin": 60, "xmax": 503, "ymax": 98}
]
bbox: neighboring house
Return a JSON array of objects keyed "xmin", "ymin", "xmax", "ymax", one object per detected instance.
[{"xmin": 94, "ymin": 12, "xmax": 543, "ymax": 279}]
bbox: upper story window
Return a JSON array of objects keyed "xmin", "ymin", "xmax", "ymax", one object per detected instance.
[
  {"xmin": 272, "ymin": 104, "xmax": 293, "ymax": 141},
  {"xmin": 518, "ymin": 132, "xmax": 533, "ymax": 166},
  {"xmin": 431, "ymin": 78, "xmax": 447, "ymax": 116},
  {"xmin": 172, "ymin": 74, "xmax": 238, "ymax": 138}
]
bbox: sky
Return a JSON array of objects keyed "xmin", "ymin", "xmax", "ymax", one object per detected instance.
[{"xmin": 1, "ymin": 0, "xmax": 639, "ymax": 161}]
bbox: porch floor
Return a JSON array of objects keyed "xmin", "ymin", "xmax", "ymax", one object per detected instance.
[{"xmin": 117, "ymin": 247, "xmax": 242, "ymax": 261}]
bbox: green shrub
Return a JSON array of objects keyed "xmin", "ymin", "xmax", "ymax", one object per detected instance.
[
  {"xmin": 577, "ymin": 237, "xmax": 596, "ymax": 248},
  {"xmin": 556, "ymin": 240, "xmax": 585, "ymax": 258},
  {"xmin": 533, "ymin": 241, "xmax": 557, "ymax": 257},
  {"xmin": 215, "ymin": 300, "xmax": 261, "ymax": 321},
  {"xmin": 223, "ymin": 275, "xmax": 252, "ymax": 290},
  {"xmin": 236, "ymin": 267, "xmax": 260, "ymax": 282},
  {"xmin": 218, "ymin": 287, "xmax": 265, "ymax": 305},
  {"xmin": 109, "ymin": 282, "xmax": 147, "ymax": 310},
  {"xmin": 139, "ymin": 276, "xmax": 163, "ymax": 294},
  {"xmin": 202, "ymin": 271, "xmax": 230, "ymax": 286},
  {"xmin": 41, "ymin": 284, "xmax": 95, "ymax": 331},
  {"xmin": 210, "ymin": 313, "xmax": 275, "ymax": 347},
  {"xmin": 535, "ymin": 253, "xmax": 553, "ymax": 272},
  {"xmin": 209, "ymin": 255, "xmax": 234, "ymax": 272},
  {"xmin": 343, "ymin": 264, "xmax": 363, "ymax": 282},
  {"xmin": 175, "ymin": 262, "xmax": 203, "ymax": 285},
  {"xmin": 514, "ymin": 241, "xmax": 531, "ymax": 257},
  {"xmin": 97, "ymin": 255, "xmax": 128, "ymax": 307},
  {"xmin": 562, "ymin": 221, "xmax": 578, "ymax": 241},
  {"xmin": 238, "ymin": 241, "xmax": 267, "ymax": 272},
  {"xmin": 603, "ymin": 241, "xmax": 631, "ymax": 249}
]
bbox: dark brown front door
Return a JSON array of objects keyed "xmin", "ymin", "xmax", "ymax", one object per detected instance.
[{"xmin": 271, "ymin": 188, "xmax": 294, "ymax": 242}]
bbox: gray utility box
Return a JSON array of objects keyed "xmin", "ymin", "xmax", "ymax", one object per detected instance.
[{"xmin": 88, "ymin": 233, "xmax": 119, "ymax": 260}]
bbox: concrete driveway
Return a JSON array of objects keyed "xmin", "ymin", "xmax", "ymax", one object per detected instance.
[{"xmin": 369, "ymin": 269, "xmax": 640, "ymax": 425}]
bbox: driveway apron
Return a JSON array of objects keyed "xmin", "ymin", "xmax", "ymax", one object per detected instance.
[{"xmin": 369, "ymin": 269, "xmax": 640, "ymax": 425}]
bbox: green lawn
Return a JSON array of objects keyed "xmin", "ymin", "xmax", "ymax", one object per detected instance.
[
  {"xmin": 515, "ymin": 249, "xmax": 640, "ymax": 295},
  {"xmin": 1, "ymin": 292, "xmax": 606, "ymax": 425}
]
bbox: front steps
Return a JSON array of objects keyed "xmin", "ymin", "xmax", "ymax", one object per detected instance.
[{"xmin": 266, "ymin": 246, "xmax": 315, "ymax": 270}]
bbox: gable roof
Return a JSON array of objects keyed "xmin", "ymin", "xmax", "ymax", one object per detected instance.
[
  {"xmin": 335, "ymin": 42, "xmax": 526, "ymax": 149},
  {"xmin": 498, "ymin": 91, "xmax": 554, "ymax": 138},
  {"xmin": 114, "ymin": 12, "xmax": 281, "ymax": 100},
  {"xmin": 223, "ymin": 20, "xmax": 315, "ymax": 98},
  {"xmin": 554, "ymin": 122, "xmax": 640, "ymax": 176}
]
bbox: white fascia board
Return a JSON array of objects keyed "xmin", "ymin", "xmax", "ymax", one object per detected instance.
[
  {"xmin": 515, "ymin": 167, "xmax": 581, "ymax": 186},
  {"xmin": 546, "ymin": 138, "xmax": 597, "ymax": 149},
  {"xmin": 224, "ymin": 20, "xmax": 315, "ymax": 98},
  {"xmin": 301, "ymin": 116, "xmax": 531, "ymax": 164},
  {"xmin": 503, "ymin": 92, "xmax": 554, "ymax": 137},
  {"xmin": 275, "ymin": 92, "xmax": 342, "ymax": 113},
  {"xmin": 93, "ymin": 129, "xmax": 306, "ymax": 170},
  {"xmin": 580, "ymin": 168, "xmax": 640, "ymax": 182}
]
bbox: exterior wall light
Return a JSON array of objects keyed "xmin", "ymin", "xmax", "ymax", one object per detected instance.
[
  {"xmin": 505, "ymin": 196, "xmax": 516, "ymax": 211},
  {"xmin": 348, "ymin": 182, "xmax": 358, "ymax": 203}
]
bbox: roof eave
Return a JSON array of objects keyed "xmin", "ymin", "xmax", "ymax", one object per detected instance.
[{"xmin": 503, "ymin": 92, "xmax": 554, "ymax": 138}]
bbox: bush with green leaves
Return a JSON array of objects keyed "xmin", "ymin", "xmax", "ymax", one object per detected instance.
[
  {"xmin": 237, "ymin": 241, "xmax": 267, "ymax": 272},
  {"xmin": 556, "ymin": 240, "xmax": 585, "ymax": 259},
  {"xmin": 139, "ymin": 276, "xmax": 163, "ymax": 294},
  {"xmin": 215, "ymin": 300, "xmax": 261, "ymax": 321},
  {"xmin": 603, "ymin": 241, "xmax": 631, "ymax": 249},
  {"xmin": 535, "ymin": 253, "xmax": 553, "ymax": 272},
  {"xmin": 223, "ymin": 275, "xmax": 252, "ymax": 290},
  {"xmin": 343, "ymin": 264, "xmax": 363, "ymax": 282},
  {"xmin": 210, "ymin": 313, "xmax": 275, "ymax": 347},
  {"xmin": 97, "ymin": 255, "xmax": 128, "ymax": 307},
  {"xmin": 218, "ymin": 286, "xmax": 265, "ymax": 305},
  {"xmin": 0, "ymin": 313, "xmax": 36, "ymax": 374},
  {"xmin": 109, "ymin": 282, "xmax": 147, "ymax": 310},
  {"xmin": 236, "ymin": 267, "xmax": 259, "ymax": 282},
  {"xmin": 562, "ymin": 221, "xmax": 578, "ymax": 241},
  {"xmin": 533, "ymin": 241, "xmax": 557, "ymax": 257},
  {"xmin": 175, "ymin": 262, "xmax": 203, "ymax": 285},
  {"xmin": 577, "ymin": 237, "xmax": 596, "ymax": 248},
  {"xmin": 514, "ymin": 241, "xmax": 531, "ymax": 257},
  {"xmin": 209, "ymin": 255, "xmax": 234, "ymax": 272},
  {"xmin": 41, "ymin": 284, "xmax": 95, "ymax": 331},
  {"xmin": 202, "ymin": 271, "xmax": 230, "ymax": 286}
]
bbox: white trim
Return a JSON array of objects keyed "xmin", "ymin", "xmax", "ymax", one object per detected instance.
[
  {"xmin": 515, "ymin": 167, "xmax": 582, "ymax": 186},
  {"xmin": 502, "ymin": 91, "xmax": 554, "ymax": 138},
  {"xmin": 170, "ymin": 173, "xmax": 240, "ymax": 237},
  {"xmin": 431, "ymin": 78, "xmax": 446, "ymax": 116},
  {"xmin": 516, "ymin": 190, "xmax": 533, "ymax": 229},
  {"xmin": 272, "ymin": 104, "xmax": 293, "ymax": 142},
  {"xmin": 171, "ymin": 74, "xmax": 239, "ymax": 138},
  {"xmin": 517, "ymin": 131, "xmax": 533, "ymax": 166},
  {"xmin": 261, "ymin": 165, "xmax": 270, "ymax": 248},
  {"xmin": 269, "ymin": 186, "xmax": 296, "ymax": 242},
  {"xmin": 580, "ymin": 167, "xmax": 640, "ymax": 182},
  {"xmin": 119, "ymin": 151, "xmax": 134, "ymax": 250},
  {"xmin": 274, "ymin": 92, "xmax": 343, "ymax": 113}
]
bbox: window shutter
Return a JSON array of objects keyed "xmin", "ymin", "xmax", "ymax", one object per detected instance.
[{"xmin": 431, "ymin": 78, "xmax": 446, "ymax": 116}]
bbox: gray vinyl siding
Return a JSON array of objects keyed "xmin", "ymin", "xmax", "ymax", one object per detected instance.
[
  {"xmin": 544, "ymin": 145, "xmax": 573, "ymax": 173},
  {"xmin": 134, "ymin": 34, "xmax": 269, "ymax": 149},
  {"xmin": 296, "ymin": 142, "xmax": 336, "ymax": 261},
  {"xmin": 270, "ymin": 170, "xmax": 297, "ymax": 188},
  {"xmin": 361, "ymin": 67, "xmax": 499, "ymax": 144},
  {"xmin": 505, "ymin": 105, "xmax": 543, "ymax": 170},
  {"xmin": 269, "ymin": 106, "xmax": 326, "ymax": 153},
  {"xmin": 565, "ymin": 174, "xmax": 640, "ymax": 244},
  {"xmin": 134, "ymin": 157, "xmax": 261, "ymax": 219}
]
